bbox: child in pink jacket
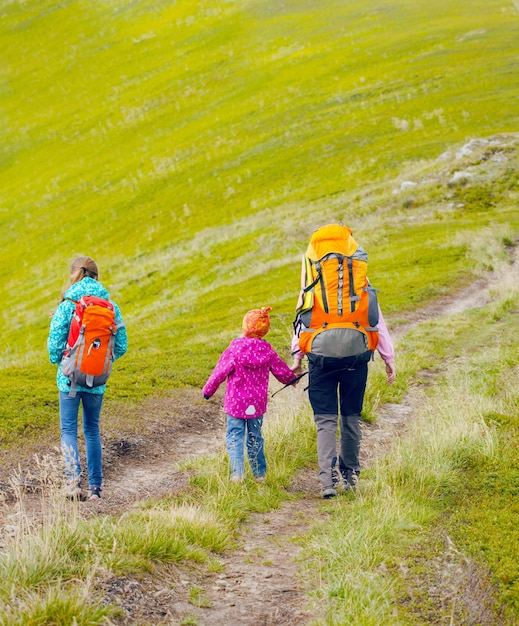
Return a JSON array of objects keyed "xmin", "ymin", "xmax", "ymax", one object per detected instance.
[{"xmin": 203, "ymin": 307, "xmax": 297, "ymax": 482}]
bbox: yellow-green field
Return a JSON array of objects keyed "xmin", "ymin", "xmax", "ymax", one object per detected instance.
[
  {"xmin": 1, "ymin": 1, "xmax": 518, "ymax": 623},
  {"xmin": 1, "ymin": 0, "xmax": 518, "ymax": 440}
]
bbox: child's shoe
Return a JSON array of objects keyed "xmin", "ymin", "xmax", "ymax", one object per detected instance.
[
  {"xmin": 88, "ymin": 486, "xmax": 102, "ymax": 500},
  {"xmin": 230, "ymin": 475, "xmax": 244, "ymax": 483},
  {"xmin": 65, "ymin": 478, "xmax": 83, "ymax": 501},
  {"xmin": 255, "ymin": 476, "xmax": 266, "ymax": 483}
]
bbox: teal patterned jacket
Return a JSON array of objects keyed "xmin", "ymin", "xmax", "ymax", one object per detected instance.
[{"xmin": 47, "ymin": 277, "xmax": 128, "ymax": 394}]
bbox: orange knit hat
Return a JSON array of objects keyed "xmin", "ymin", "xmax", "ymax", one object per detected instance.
[{"xmin": 242, "ymin": 306, "xmax": 272, "ymax": 338}]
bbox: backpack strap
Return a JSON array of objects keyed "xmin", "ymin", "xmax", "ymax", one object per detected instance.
[
  {"xmin": 68, "ymin": 381, "xmax": 78, "ymax": 398},
  {"xmin": 314, "ymin": 261, "xmax": 328, "ymax": 313},
  {"xmin": 337, "ymin": 256, "xmax": 344, "ymax": 315},
  {"xmin": 364, "ymin": 283, "xmax": 380, "ymax": 329},
  {"xmin": 346, "ymin": 257, "xmax": 360, "ymax": 312},
  {"xmin": 302, "ymin": 265, "xmax": 321, "ymax": 293}
]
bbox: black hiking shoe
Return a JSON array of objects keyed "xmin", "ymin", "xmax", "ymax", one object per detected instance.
[
  {"xmin": 341, "ymin": 468, "xmax": 360, "ymax": 490},
  {"xmin": 322, "ymin": 486, "xmax": 338, "ymax": 499}
]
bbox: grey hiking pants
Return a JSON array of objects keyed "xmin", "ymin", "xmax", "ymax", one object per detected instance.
[{"xmin": 307, "ymin": 354, "xmax": 369, "ymax": 489}]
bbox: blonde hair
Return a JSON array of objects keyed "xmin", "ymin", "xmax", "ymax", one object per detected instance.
[
  {"xmin": 69, "ymin": 256, "xmax": 98, "ymax": 284},
  {"xmin": 57, "ymin": 256, "xmax": 99, "ymax": 304}
]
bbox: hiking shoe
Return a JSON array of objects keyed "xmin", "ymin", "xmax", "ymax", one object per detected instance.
[
  {"xmin": 341, "ymin": 469, "xmax": 360, "ymax": 490},
  {"xmin": 88, "ymin": 486, "xmax": 102, "ymax": 500},
  {"xmin": 322, "ymin": 486, "xmax": 338, "ymax": 499},
  {"xmin": 65, "ymin": 479, "xmax": 84, "ymax": 501}
]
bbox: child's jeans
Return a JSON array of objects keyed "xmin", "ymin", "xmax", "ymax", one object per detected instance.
[
  {"xmin": 59, "ymin": 391, "xmax": 104, "ymax": 488},
  {"xmin": 226, "ymin": 415, "xmax": 266, "ymax": 479}
]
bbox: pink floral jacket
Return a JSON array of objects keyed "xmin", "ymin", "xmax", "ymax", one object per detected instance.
[{"xmin": 203, "ymin": 337, "xmax": 296, "ymax": 419}]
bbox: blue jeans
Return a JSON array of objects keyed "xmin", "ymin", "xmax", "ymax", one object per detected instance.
[
  {"xmin": 226, "ymin": 415, "xmax": 266, "ymax": 479},
  {"xmin": 59, "ymin": 391, "xmax": 104, "ymax": 488}
]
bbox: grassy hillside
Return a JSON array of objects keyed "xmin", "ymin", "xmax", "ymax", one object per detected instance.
[
  {"xmin": 1, "ymin": 2, "xmax": 519, "ymax": 623},
  {"xmin": 1, "ymin": 0, "xmax": 518, "ymax": 444},
  {"xmin": 1, "ymin": 263, "xmax": 518, "ymax": 624}
]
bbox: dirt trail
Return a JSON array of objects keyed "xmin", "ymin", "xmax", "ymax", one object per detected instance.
[{"xmin": 0, "ymin": 258, "xmax": 513, "ymax": 625}]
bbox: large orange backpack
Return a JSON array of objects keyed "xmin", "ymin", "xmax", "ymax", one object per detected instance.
[
  {"xmin": 61, "ymin": 295, "xmax": 121, "ymax": 396},
  {"xmin": 294, "ymin": 224, "xmax": 380, "ymax": 358}
]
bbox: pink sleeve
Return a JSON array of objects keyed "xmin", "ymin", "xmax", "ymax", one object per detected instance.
[
  {"xmin": 376, "ymin": 307, "xmax": 395, "ymax": 364},
  {"xmin": 202, "ymin": 346, "xmax": 234, "ymax": 397},
  {"xmin": 270, "ymin": 352, "xmax": 297, "ymax": 385},
  {"xmin": 291, "ymin": 334, "xmax": 304, "ymax": 361}
]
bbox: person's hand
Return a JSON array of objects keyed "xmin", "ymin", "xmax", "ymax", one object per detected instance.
[
  {"xmin": 291, "ymin": 361, "xmax": 303, "ymax": 377},
  {"xmin": 385, "ymin": 362, "xmax": 396, "ymax": 385}
]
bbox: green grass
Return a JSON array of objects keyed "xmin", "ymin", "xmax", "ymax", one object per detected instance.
[
  {"xmin": 1, "ymin": 1, "xmax": 519, "ymax": 430},
  {"xmin": 1, "ymin": 0, "xmax": 519, "ymax": 622},
  {"xmin": 300, "ymin": 287, "xmax": 519, "ymax": 624},
  {"xmin": 2, "ymin": 291, "xmax": 519, "ymax": 622},
  {"xmin": 0, "ymin": 389, "xmax": 314, "ymax": 624}
]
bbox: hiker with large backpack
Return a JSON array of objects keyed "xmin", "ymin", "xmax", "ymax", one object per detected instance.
[
  {"xmin": 47, "ymin": 256, "xmax": 128, "ymax": 501},
  {"xmin": 291, "ymin": 224, "xmax": 396, "ymax": 499}
]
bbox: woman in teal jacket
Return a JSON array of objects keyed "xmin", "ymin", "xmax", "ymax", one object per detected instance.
[{"xmin": 48, "ymin": 256, "xmax": 128, "ymax": 500}]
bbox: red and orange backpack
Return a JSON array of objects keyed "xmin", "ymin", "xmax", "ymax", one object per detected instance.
[{"xmin": 61, "ymin": 295, "xmax": 122, "ymax": 396}]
